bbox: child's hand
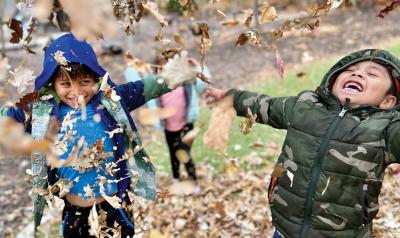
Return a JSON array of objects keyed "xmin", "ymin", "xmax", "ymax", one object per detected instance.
[{"xmin": 204, "ymin": 86, "xmax": 225, "ymax": 103}]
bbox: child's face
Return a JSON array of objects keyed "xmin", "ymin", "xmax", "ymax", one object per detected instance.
[
  {"xmin": 54, "ymin": 76, "xmax": 97, "ymax": 109},
  {"xmin": 331, "ymin": 61, "xmax": 396, "ymax": 109}
]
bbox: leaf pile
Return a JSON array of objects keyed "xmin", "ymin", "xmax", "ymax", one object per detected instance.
[{"xmin": 132, "ymin": 162, "xmax": 275, "ymax": 237}]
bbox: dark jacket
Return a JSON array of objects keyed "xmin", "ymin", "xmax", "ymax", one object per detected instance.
[{"xmin": 226, "ymin": 49, "xmax": 400, "ymax": 238}]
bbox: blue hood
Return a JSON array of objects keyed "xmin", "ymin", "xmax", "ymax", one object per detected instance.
[{"xmin": 35, "ymin": 33, "xmax": 111, "ymax": 91}]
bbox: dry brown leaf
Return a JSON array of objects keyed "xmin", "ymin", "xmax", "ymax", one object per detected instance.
[
  {"xmin": 203, "ymin": 96, "xmax": 236, "ymax": 152},
  {"xmin": 222, "ymin": 20, "xmax": 240, "ymax": 26},
  {"xmin": 0, "ymin": 117, "xmax": 52, "ymax": 155},
  {"xmin": 239, "ymin": 108, "xmax": 257, "ymax": 135},
  {"xmin": 259, "ymin": 4, "xmax": 277, "ymax": 25}
]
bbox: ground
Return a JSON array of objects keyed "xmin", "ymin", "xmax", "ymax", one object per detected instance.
[{"xmin": 1, "ymin": 6, "xmax": 400, "ymax": 237}]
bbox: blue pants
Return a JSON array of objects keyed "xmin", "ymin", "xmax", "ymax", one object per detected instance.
[{"xmin": 273, "ymin": 229, "xmax": 283, "ymax": 238}]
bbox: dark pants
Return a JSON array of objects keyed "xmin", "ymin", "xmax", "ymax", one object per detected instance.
[
  {"xmin": 164, "ymin": 123, "xmax": 197, "ymax": 180},
  {"xmin": 62, "ymin": 199, "xmax": 134, "ymax": 238}
]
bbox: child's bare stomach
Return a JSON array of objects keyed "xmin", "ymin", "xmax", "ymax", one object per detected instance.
[{"xmin": 66, "ymin": 193, "xmax": 107, "ymax": 207}]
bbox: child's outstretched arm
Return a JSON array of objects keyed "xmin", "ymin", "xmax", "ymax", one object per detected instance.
[
  {"xmin": 206, "ymin": 86, "xmax": 296, "ymax": 130},
  {"xmin": 118, "ymin": 52, "xmax": 200, "ymax": 111}
]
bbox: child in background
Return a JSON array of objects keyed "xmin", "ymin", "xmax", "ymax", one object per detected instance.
[
  {"xmin": 0, "ymin": 33, "xmax": 197, "ymax": 237},
  {"xmin": 206, "ymin": 49, "xmax": 400, "ymax": 238},
  {"xmin": 125, "ymin": 55, "xmax": 210, "ymax": 190}
]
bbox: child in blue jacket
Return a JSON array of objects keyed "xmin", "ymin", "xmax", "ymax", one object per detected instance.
[{"xmin": 1, "ymin": 33, "xmax": 197, "ymax": 237}]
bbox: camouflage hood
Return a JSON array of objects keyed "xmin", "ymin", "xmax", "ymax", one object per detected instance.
[{"xmin": 318, "ymin": 49, "xmax": 400, "ymax": 105}]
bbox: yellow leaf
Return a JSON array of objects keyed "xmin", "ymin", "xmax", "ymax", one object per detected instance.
[{"xmin": 259, "ymin": 5, "xmax": 277, "ymax": 25}]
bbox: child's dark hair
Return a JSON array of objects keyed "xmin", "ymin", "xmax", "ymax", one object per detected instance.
[{"xmin": 52, "ymin": 63, "xmax": 99, "ymax": 82}]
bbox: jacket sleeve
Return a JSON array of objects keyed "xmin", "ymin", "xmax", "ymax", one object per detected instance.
[
  {"xmin": 116, "ymin": 74, "xmax": 171, "ymax": 111},
  {"xmin": 225, "ymin": 89, "xmax": 295, "ymax": 130},
  {"xmin": 0, "ymin": 106, "xmax": 26, "ymax": 123},
  {"xmin": 386, "ymin": 121, "xmax": 400, "ymax": 163}
]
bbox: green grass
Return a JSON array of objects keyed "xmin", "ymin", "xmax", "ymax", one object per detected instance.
[{"xmin": 145, "ymin": 40, "xmax": 400, "ymax": 175}]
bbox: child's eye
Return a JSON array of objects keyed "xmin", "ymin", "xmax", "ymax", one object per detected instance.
[{"xmin": 368, "ymin": 72, "xmax": 378, "ymax": 77}]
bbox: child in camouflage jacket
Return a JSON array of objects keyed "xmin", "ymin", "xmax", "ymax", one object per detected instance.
[{"xmin": 206, "ymin": 49, "xmax": 400, "ymax": 238}]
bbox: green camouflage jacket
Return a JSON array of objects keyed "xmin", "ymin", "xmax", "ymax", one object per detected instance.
[{"xmin": 226, "ymin": 49, "xmax": 400, "ymax": 238}]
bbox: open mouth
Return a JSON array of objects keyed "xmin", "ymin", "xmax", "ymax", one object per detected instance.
[{"xmin": 343, "ymin": 81, "xmax": 363, "ymax": 92}]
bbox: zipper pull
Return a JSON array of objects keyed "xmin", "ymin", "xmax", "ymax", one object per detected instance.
[{"xmin": 339, "ymin": 98, "xmax": 350, "ymax": 117}]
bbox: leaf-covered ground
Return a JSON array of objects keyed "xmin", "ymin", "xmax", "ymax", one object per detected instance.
[{"xmin": 2, "ymin": 6, "xmax": 400, "ymax": 238}]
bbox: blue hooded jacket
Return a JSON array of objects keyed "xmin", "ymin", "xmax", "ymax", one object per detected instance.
[{"xmin": 6, "ymin": 33, "xmax": 155, "ymax": 197}]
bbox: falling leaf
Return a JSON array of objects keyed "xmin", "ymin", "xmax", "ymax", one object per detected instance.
[
  {"xmin": 377, "ymin": 0, "xmax": 400, "ymax": 18},
  {"xmin": 199, "ymin": 22, "xmax": 211, "ymax": 68},
  {"xmin": 8, "ymin": 18, "xmax": 23, "ymax": 44},
  {"xmin": 174, "ymin": 34, "xmax": 183, "ymax": 45},
  {"xmin": 23, "ymin": 17, "xmax": 37, "ymax": 45},
  {"xmin": 15, "ymin": 92, "xmax": 39, "ymax": 109},
  {"xmin": 52, "ymin": 50, "xmax": 69, "ymax": 66},
  {"xmin": 244, "ymin": 13, "xmax": 253, "ymax": 28},
  {"xmin": 8, "ymin": 64, "xmax": 35, "ymax": 97},
  {"xmin": 181, "ymin": 127, "xmax": 200, "ymax": 145},
  {"xmin": 216, "ymin": 9, "xmax": 226, "ymax": 18},
  {"xmin": 161, "ymin": 47, "xmax": 184, "ymax": 59},
  {"xmin": 235, "ymin": 29, "xmax": 263, "ymax": 47},
  {"xmin": 160, "ymin": 51, "xmax": 198, "ymax": 89},
  {"xmin": 203, "ymin": 96, "xmax": 236, "ymax": 152},
  {"xmin": 296, "ymin": 72, "xmax": 306, "ymax": 78},
  {"xmin": 222, "ymin": 20, "xmax": 240, "ymax": 26},
  {"xmin": 99, "ymin": 178, "xmax": 121, "ymax": 208},
  {"xmin": 239, "ymin": 108, "xmax": 257, "ymax": 135},
  {"xmin": 105, "ymin": 128, "xmax": 124, "ymax": 138},
  {"xmin": 137, "ymin": 107, "xmax": 176, "ymax": 125},
  {"xmin": 259, "ymin": 4, "xmax": 277, "ymax": 25},
  {"xmin": 275, "ymin": 48, "xmax": 285, "ymax": 79},
  {"xmin": 142, "ymin": 2, "xmax": 168, "ymax": 27}
]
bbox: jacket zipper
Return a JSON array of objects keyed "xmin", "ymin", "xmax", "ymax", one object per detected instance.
[{"xmin": 299, "ymin": 99, "xmax": 349, "ymax": 238}]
